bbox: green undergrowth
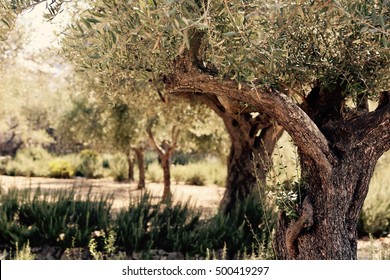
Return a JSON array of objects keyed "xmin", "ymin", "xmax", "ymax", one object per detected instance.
[
  {"xmin": 0, "ymin": 187, "xmax": 112, "ymax": 250},
  {"xmin": 0, "ymin": 187, "xmax": 272, "ymax": 260}
]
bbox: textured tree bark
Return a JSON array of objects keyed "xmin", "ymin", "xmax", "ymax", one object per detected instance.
[
  {"xmin": 273, "ymin": 90, "xmax": 390, "ymax": 259},
  {"xmin": 134, "ymin": 147, "xmax": 145, "ymax": 190},
  {"xmin": 171, "ymin": 33, "xmax": 284, "ymax": 212},
  {"xmin": 220, "ymin": 116, "xmax": 283, "ymax": 213},
  {"xmin": 274, "ymin": 141, "xmax": 381, "ymax": 259}
]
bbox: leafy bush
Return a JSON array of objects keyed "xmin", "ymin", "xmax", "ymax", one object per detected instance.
[
  {"xmin": 146, "ymin": 162, "xmax": 163, "ymax": 183},
  {"xmin": 49, "ymin": 159, "xmax": 74, "ymax": 178},
  {"xmin": 5, "ymin": 147, "xmax": 52, "ymax": 177},
  {"xmin": 0, "ymin": 156, "xmax": 11, "ymax": 175},
  {"xmin": 0, "ymin": 187, "xmax": 273, "ymax": 259},
  {"xmin": 0, "ymin": 187, "xmax": 113, "ymax": 251},
  {"xmin": 145, "ymin": 159, "xmax": 226, "ymax": 186},
  {"xmin": 113, "ymin": 192, "xmax": 274, "ymax": 259},
  {"xmin": 114, "ymin": 193, "xmax": 201, "ymax": 256},
  {"xmin": 75, "ymin": 150, "xmax": 103, "ymax": 178},
  {"xmin": 199, "ymin": 193, "xmax": 275, "ymax": 259},
  {"xmin": 109, "ymin": 154, "xmax": 128, "ymax": 182},
  {"xmin": 185, "ymin": 173, "xmax": 206, "ymax": 186}
]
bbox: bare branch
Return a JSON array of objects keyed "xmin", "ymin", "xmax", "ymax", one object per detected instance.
[
  {"xmin": 146, "ymin": 126, "xmax": 164, "ymax": 156},
  {"xmin": 171, "ymin": 126, "xmax": 180, "ymax": 150}
]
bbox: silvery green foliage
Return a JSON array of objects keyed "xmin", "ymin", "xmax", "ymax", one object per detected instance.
[{"xmin": 64, "ymin": 0, "xmax": 389, "ymax": 101}]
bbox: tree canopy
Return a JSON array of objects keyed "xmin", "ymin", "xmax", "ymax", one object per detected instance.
[{"xmin": 64, "ymin": 0, "xmax": 388, "ymax": 100}]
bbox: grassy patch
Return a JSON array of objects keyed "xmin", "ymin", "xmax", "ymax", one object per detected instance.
[{"xmin": 0, "ymin": 186, "xmax": 273, "ymax": 259}]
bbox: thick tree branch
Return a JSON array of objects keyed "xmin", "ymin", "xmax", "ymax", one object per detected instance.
[
  {"xmin": 334, "ymin": 91, "xmax": 390, "ymax": 155},
  {"xmin": 166, "ymin": 70, "xmax": 334, "ymax": 175}
]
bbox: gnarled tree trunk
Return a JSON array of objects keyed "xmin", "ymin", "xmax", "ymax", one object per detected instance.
[
  {"xmin": 274, "ymin": 150, "xmax": 380, "ymax": 259},
  {"xmin": 165, "ymin": 59, "xmax": 390, "ymax": 259},
  {"xmin": 273, "ymin": 89, "xmax": 390, "ymax": 259},
  {"xmin": 221, "ymin": 118, "xmax": 283, "ymax": 213},
  {"xmin": 168, "ymin": 32, "xmax": 284, "ymax": 212}
]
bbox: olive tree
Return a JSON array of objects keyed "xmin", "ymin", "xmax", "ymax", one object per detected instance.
[
  {"xmin": 63, "ymin": 0, "xmax": 284, "ymax": 214},
  {"xmin": 62, "ymin": 0, "xmax": 389, "ymax": 259}
]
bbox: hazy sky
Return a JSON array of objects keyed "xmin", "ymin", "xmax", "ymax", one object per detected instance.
[
  {"xmin": 12, "ymin": 2, "xmax": 83, "ymax": 74},
  {"xmin": 16, "ymin": 2, "xmax": 70, "ymax": 52}
]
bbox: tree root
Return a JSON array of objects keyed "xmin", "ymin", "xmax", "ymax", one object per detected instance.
[{"xmin": 286, "ymin": 196, "xmax": 314, "ymax": 259}]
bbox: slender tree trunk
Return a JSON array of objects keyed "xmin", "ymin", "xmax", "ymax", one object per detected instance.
[
  {"xmin": 161, "ymin": 154, "xmax": 172, "ymax": 200},
  {"xmin": 134, "ymin": 147, "xmax": 145, "ymax": 190},
  {"xmin": 126, "ymin": 151, "xmax": 134, "ymax": 182},
  {"xmin": 147, "ymin": 126, "xmax": 179, "ymax": 201}
]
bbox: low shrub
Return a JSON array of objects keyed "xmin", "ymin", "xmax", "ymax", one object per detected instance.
[
  {"xmin": 199, "ymin": 193, "xmax": 275, "ymax": 259},
  {"xmin": 0, "ymin": 187, "xmax": 113, "ymax": 251},
  {"xmin": 0, "ymin": 187, "xmax": 274, "ymax": 259},
  {"xmin": 75, "ymin": 150, "xmax": 103, "ymax": 178},
  {"xmin": 146, "ymin": 159, "xmax": 226, "ymax": 186},
  {"xmin": 185, "ymin": 172, "xmax": 206, "ymax": 186},
  {"xmin": 172, "ymin": 161, "xmax": 226, "ymax": 186},
  {"xmin": 109, "ymin": 154, "xmax": 128, "ymax": 182},
  {"xmin": 114, "ymin": 193, "xmax": 201, "ymax": 256},
  {"xmin": 146, "ymin": 162, "xmax": 163, "ymax": 183},
  {"xmin": 49, "ymin": 159, "xmax": 74, "ymax": 178},
  {"xmin": 5, "ymin": 147, "xmax": 52, "ymax": 177}
]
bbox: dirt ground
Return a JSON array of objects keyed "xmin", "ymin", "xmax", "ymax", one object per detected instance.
[{"xmin": 1, "ymin": 175, "xmax": 389, "ymax": 259}]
